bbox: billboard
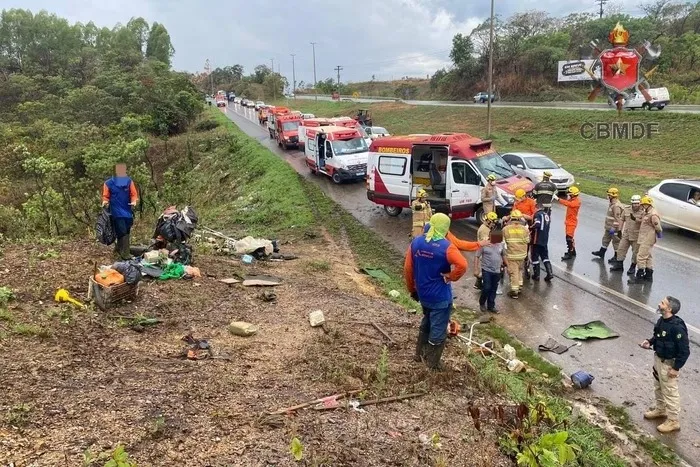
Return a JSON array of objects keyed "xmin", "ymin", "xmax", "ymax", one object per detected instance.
[{"xmin": 557, "ymin": 60, "xmax": 602, "ymax": 82}]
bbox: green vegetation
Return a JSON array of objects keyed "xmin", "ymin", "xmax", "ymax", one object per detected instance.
[
  {"xmin": 0, "ymin": 9, "xmax": 202, "ymax": 239},
  {"xmin": 273, "ymin": 99, "xmax": 700, "ymax": 200}
]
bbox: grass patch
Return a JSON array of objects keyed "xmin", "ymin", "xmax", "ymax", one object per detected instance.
[
  {"xmin": 271, "ymin": 99, "xmax": 700, "ymax": 200},
  {"xmin": 638, "ymin": 435, "xmax": 680, "ymax": 466},
  {"xmin": 304, "ymin": 259, "xmax": 331, "ymax": 272},
  {"xmin": 0, "ymin": 309, "xmax": 13, "ymax": 322},
  {"xmin": 5, "ymin": 403, "xmax": 32, "ymax": 427},
  {"xmin": 567, "ymin": 419, "xmax": 628, "ymax": 467},
  {"xmin": 11, "ymin": 323, "xmax": 50, "ymax": 338},
  {"xmin": 604, "ymin": 403, "xmax": 635, "ymax": 432}
]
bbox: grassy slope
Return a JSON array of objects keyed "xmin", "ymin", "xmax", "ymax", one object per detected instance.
[
  {"xmin": 208, "ymin": 108, "xmax": 677, "ymax": 466},
  {"xmin": 273, "ymin": 99, "xmax": 700, "ymax": 201}
]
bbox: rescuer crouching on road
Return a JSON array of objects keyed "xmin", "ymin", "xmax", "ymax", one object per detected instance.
[
  {"xmin": 405, "ymin": 213, "xmax": 467, "ymax": 370},
  {"xmin": 640, "ymin": 296, "xmax": 690, "ymax": 434}
]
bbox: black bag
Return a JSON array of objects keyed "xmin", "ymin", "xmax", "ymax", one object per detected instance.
[
  {"xmin": 154, "ymin": 206, "xmax": 198, "ymax": 243},
  {"xmin": 96, "ymin": 208, "xmax": 116, "ymax": 246}
]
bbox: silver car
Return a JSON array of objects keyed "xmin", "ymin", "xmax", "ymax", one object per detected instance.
[
  {"xmin": 647, "ymin": 179, "xmax": 700, "ymax": 234},
  {"xmin": 501, "ymin": 152, "xmax": 575, "ymax": 191},
  {"xmin": 365, "ymin": 126, "xmax": 391, "ymax": 140}
]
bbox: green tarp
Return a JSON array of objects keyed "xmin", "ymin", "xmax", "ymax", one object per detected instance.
[
  {"xmin": 362, "ymin": 268, "xmax": 391, "ymax": 282},
  {"xmin": 562, "ymin": 320, "xmax": 619, "ymax": 340}
]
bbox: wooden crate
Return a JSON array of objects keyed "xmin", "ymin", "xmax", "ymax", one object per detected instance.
[{"xmin": 87, "ymin": 276, "xmax": 140, "ymax": 311}]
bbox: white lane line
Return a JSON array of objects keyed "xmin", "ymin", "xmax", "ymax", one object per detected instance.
[{"xmin": 656, "ymin": 244, "xmax": 700, "ymax": 262}]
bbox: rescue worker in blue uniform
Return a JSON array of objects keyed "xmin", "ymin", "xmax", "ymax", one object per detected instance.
[
  {"xmin": 102, "ymin": 163, "xmax": 139, "ymax": 260},
  {"xmin": 530, "ymin": 203, "xmax": 553, "ymax": 282}
]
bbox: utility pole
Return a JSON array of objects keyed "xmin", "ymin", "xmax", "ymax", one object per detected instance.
[
  {"xmin": 487, "ymin": 0, "xmax": 495, "ymax": 137},
  {"xmin": 335, "ymin": 65, "xmax": 343, "ymax": 91},
  {"xmin": 270, "ymin": 58, "xmax": 274, "ymax": 72},
  {"xmin": 205, "ymin": 59, "xmax": 213, "ymax": 96},
  {"xmin": 596, "ymin": 0, "xmax": 608, "ymax": 19},
  {"xmin": 311, "ymin": 42, "xmax": 317, "ymax": 101},
  {"xmin": 290, "ymin": 54, "xmax": 296, "ymax": 99}
]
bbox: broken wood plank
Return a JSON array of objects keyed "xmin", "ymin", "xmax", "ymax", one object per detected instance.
[
  {"xmin": 371, "ymin": 322, "xmax": 394, "ymax": 345},
  {"xmin": 220, "ymin": 278, "xmax": 241, "ymax": 285},
  {"xmin": 313, "ymin": 392, "xmax": 426, "ymax": 411},
  {"xmin": 266, "ymin": 390, "xmax": 362, "ymax": 415}
]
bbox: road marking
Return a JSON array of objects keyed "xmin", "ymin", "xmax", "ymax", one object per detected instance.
[{"xmin": 656, "ymin": 244, "xmax": 700, "ymax": 262}]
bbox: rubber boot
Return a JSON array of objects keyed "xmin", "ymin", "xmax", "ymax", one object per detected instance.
[
  {"xmin": 425, "ymin": 342, "xmax": 445, "ymax": 371},
  {"xmin": 609, "ymin": 260, "xmax": 624, "ymax": 272},
  {"xmin": 629, "ymin": 269, "xmax": 645, "ymax": 284},
  {"xmin": 644, "ymin": 268, "xmax": 654, "ymax": 282},
  {"xmin": 626, "ymin": 263, "xmax": 637, "ymax": 276},
  {"xmin": 592, "ymin": 247, "xmax": 606, "ymax": 259},
  {"xmin": 561, "ymin": 251, "xmax": 574, "ymax": 261},
  {"xmin": 608, "ymin": 254, "xmax": 618, "ymax": 264},
  {"xmin": 119, "ymin": 234, "xmax": 132, "ymax": 260},
  {"xmin": 414, "ymin": 330, "xmax": 429, "ymax": 362},
  {"xmin": 571, "ymin": 248, "xmax": 577, "ymax": 257},
  {"xmin": 532, "ymin": 263, "xmax": 540, "ymax": 281},
  {"xmin": 544, "ymin": 262, "xmax": 554, "ymax": 282}
]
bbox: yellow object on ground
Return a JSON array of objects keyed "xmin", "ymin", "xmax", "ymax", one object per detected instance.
[{"xmin": 54, "ymin": 288, "xmax": 86, "ymax": 308}]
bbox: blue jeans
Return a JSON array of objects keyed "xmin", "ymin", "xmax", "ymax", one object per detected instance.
[
  {"xmin": 112, "ymin": 217, "xmax": 133, "ymax": 239},
  {"xmin": 479, "ymin": 270, "xmax": 500, "ymax": 310},
  {"xmin": 419, "ymin": 300, "xmax": 452, "ymax": 345}
]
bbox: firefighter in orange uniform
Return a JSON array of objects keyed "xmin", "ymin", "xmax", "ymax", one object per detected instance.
[
  {"xmin": 558, "ymin": 186, "xmax": 581, "ymax": 260},
  {"xmin": 510, "ymin": 189, "xmax": 537, "ymax": 223}
]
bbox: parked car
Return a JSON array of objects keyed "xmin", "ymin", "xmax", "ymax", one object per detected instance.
[
  {"xmin": 364, "ymin": 126, "xmax": 391, "ymax": 140},
  {"xmin": 473, "ymin": 92, "xmax": 496, "ymax": 103},
  {"xmin": 255, "ymin": 101, "xmax": 265, "ymax": 110},
  {"xmin": 501, "ymin": 152, "xmax": 575, "ymax": 191},
  {"xmin": 622, "ymin": 87, "xmax": 670, "ymax": 111},
  {"xmin": 233, "ymin": 97, "xmax": 241, "ymax": 104},
  {"xmin": 302, "ymin": 113, "xmax": 315, "ymax": 119},
  {"xmin": 647, "ymin": 179, "xmax": 700, "ymax": 234}
]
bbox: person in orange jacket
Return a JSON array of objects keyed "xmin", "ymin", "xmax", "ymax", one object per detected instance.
[
  {"xmin": 102, "ymin": 163, "xmax": 139, "ymax": 259},
  {"xmin": 558, "ymin": 186, "xmax": 581, "ymax": 260},
  {"xmin": 510, "ymin": 189, "xmax": 537, "ymax": 223}
]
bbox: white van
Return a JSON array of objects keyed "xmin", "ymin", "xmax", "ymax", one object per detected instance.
[
  {"xmin": 623, "ymin": 87, "xmax": 670, "ymax": 110},
  {"xmin": 304, "ymin": 125, "xmax": 370, "ymax": 184},
  {"xmin": 297, "ymin": 118, "xmax": 332, "ymax": 150}
]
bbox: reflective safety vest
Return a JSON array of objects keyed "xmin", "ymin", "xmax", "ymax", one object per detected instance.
[{"xmin": 503, "ymin": 221, "xmax": 529, "ymax": 260}]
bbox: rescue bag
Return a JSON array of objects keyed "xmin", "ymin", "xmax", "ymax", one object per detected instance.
[{"xmin": 96, "ymin": 208, "xmax": 116, "ymax": 246}]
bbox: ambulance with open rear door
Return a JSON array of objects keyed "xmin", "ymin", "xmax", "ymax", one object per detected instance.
[
  {"xmin": 366, "ymin": 133, "xmax": 534, "ymax": 221},
  {"xmin": 304, "ymin": 125, "xmax": 369, "ymax": 184}
]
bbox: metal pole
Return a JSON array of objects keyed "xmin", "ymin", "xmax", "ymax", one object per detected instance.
[
  {"xmin": 311, "ymin": 42, "xmax": 317, "ymax": 101},
  {"xmin": 335, "ymin": 65, "xmax": 343, "ymax": 90},
  {"xmin": 270, "ymin": 58, "xmax": 274, "ymax": 72},
  {"xmin": 487, "ymin": 0, "xmax": 495, "ymax": 138},
  {"xmin": 291, "ymin": 54, "xmax": 296, "ymax": 100}
]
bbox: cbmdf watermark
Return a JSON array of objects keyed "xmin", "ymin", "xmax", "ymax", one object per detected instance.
[{"xmin": 580, "ymin": 122, "xmax": 660, "ymax": 140}]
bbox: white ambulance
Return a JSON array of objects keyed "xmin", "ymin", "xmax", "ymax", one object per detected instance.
[
  {"xmin": 366, "ymin": 133, "xmax": 534, "ymax": 221},
  {"xmin": 297, "ymin": 118, "xmax": 332, "ymax": 151},
  {"xmin": 304, "ymin": 125, "xmax": 370, "ymax": 184}
]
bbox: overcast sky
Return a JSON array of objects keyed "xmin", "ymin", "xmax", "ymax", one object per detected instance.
[{"xmin": 2, "ymin": 0, "xmax": 648, "ymax": 83}]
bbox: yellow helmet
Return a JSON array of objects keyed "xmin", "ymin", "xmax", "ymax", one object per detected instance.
[
  {"xmin": 567, "ymin": 186, "xmax": 580, "ymax": 196},
  {"xmin": 417, "ymin": 189, "xmax": 428, "ymax": 199},
  {"xmin": 543, "ymin": 170, "xmax": 552, "ymax": 178},
  {"xmin": 485, "ymin": 211, "xmax": 498, "ymax": 221},
  {"xmin": 515, "ymin": 188, "xmax": 527, "ymax": 200},
  {"xmin": 510, "ymin": 209, "xmax": 523, "ymax": 219},
  {"xmin": 640, "ymin": 195, "xmax": 653, "ymax": 205},
  {"xmin": 487, "ymin": 174, "xmax": 497, "ymax": 181},
  {"xmin": 607, "ymin": 187, "xmax": 619, "ymax": 197}
]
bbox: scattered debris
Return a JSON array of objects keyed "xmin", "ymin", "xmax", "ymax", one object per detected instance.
[
  {"xmin": 571, "ymin": 370, "xmax": 595, "ymax": 389},
  {"xmin": 228, "ymin": 321, "xmax": 259, "ymax": 337},
  {"xmin": 503, "ymin": 344, "xmax": 516, "ymax": 361},
  {"xmin": 308, "ymin": 310, "xmax": 325, "ymax": 327},
  {"xmin": 361, "ymin": 267, "xmax": 391, "ymax": 282},
  {"xmin": 314, "ymin": 392, "xmax": 426, "ymax": 411},
  {"xmin": 562, "ymin": 321, "xmax": 619, "ymax": 340},
  {"xmin": 54, "ymin": 288, "xmax": 86, "ymax": 309},
  {"xmin": 242, "ymin": 275, "xmax": 283, "ymax": 287},
  {"xmin": 507, "ymin": 359, "xmax": 525, "ymax": 373},
  {"xmin": 219, "ymin": 278, "xmax": 241, "ymax": 285},
  {"xmin": 259, "ymin": 291, "xmax": 277, "ymax": 302},
  {"xmin": 180, "ymin": 333, "xmax": 213, "ymax": 360},
  {"xmin": 388, "ymin": 290, "xmax": 400, "ymax": 298},
  {"xmin": 538, "ymin": 337, "xmax": 581, "ymax": 354},
  {"xmin": 242, "ymin": 255, "xmax": 254, "ymax": 264},
  {"xmin": 267, "ymin": 390, "xmax": 363, "ymax": 415}
]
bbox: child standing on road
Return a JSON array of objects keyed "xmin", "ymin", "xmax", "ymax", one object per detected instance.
[{"xmin": 475, "ymin": 238, "xmax": 507, "ymax": 313}]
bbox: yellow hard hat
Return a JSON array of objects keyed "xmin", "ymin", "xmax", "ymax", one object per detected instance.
[
  {"xmin": 543, "ymin": 170, "xmax": 552, "ymax": 177},
  {"xmin": 485, "ymin": 211, "xmax": 498, "ymax": 221},
  {"xmin": 487, "ymin": 174, "xmax": 497, "ymax": 181},
  {"xmin": 515, "ymin": 188, "xmax": 527, "ymax": 200},
  {"xmin": 510, "ymin": 209, "xmax": 523, "ymax": 219},
  {"xmin": 568, "ymin": 186, "xmax": 580, "ymax": 196},
  {"xmin": 607, "ymin": 187, "xmax": 619, "ymax": 197},
  {"xmin": 640, "ymin": 195, "xmax": 653, "ymax": 205},
  {"xmin": 417, "ymin": 189, "xmax": 427, "ymax": 198}
]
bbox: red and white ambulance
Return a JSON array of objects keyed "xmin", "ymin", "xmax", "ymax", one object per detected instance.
[
  {"xmin": 366, "ymin": 133, "xmax": 534, "ymax": 221},
  {"xmin": 297, "ymin": 118, "xmax": 333, "ymax": 150},
  {"xmin": 304, "ymin": 125, "xmax": 370, "ymax": 184}
]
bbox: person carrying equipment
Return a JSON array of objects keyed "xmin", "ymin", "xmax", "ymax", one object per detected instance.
[
  {"xmin": 592, "ymin": 187, "xmax": 624, "ymax": 262},
  {"xmin": 610, "ymin": 195, "xmax": 643, "ymax": 275},
  {"xmin": 102, "ymin": 163, "xmax": 139, "ymax": 260},
  {"xmin": 410, "ymin": 189, "xmax": 433, "ymax": 239},
  {"xmin": 558, "ymin": 186, "xmax": 581, "ymax": 260}
]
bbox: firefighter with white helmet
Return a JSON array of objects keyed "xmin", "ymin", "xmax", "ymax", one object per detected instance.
[
  {"xmin": 592, "ymin": 187, "xmax": 624, "ymax": 262},
  {"xmin": 629, "ymin": 195, "xmax": 663, "ymax": 284},
  {"xmin": 410, "ymin": 189, "xmax": 433, "ymax": 238},
  {"xmin": 610, "ymin": 194, "xmax": 643, "ymax": 275}
]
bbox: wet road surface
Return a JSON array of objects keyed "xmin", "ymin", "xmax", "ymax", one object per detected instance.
[{"xmin": 224, "ymin": 103, "xmax": 700, "ymax": 464}]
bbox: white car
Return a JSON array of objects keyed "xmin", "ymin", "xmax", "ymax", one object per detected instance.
[
  {"xmin": 365, "ymin": 126, "xmax": 391, "ymax": 140},
  {"xmin": 501, "ymin": 152, "xmax": 575, "ymax": 191},
  {"xmin": 302, "ymin": 113, "xmax": 315, "ymax": 119},
  {"xmin": 255, "ymin": 101, "xmax": 265, "ymax": 110},
  {"xmin": 647, "ymin": 179, "xmax": 700, "ymax": 233}
]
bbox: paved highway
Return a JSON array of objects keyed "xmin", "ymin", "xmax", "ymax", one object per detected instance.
[
  {"xmin": 295, "ymin": 94, "xmax": 700, "ymax": 114},
  {"xmin": 224, "ymin": 102, "xmax": 700, "ymax": 465}
]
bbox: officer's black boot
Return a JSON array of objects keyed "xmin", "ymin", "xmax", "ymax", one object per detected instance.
[
  {"xmin": 414, "ymin": 330, "xmax": 429, "ymax": 362},
  {"xmin": 609, "ymin": 260, "xmax": 624, "ymax": 272},
  {"xmin": 544, "ymin": 262, "xmax": 554, "ymax": 282},
  {"xmin": 592, "ymin": 247, "xmax": 606, "ymax": 259},
  {"xmin": 532, "ymin": 264, "xmax": 541, "ymax": 281},
  {"xmin": 626, "ymin": 263, "xmax": 636, "ymax": 275},
  {"xmin": 607, "ymin": 254, "xmax": 618, "ymax": 264},
  {"xmin": 561, "ymin": 252, "xmax": 573, "ymax": 261},
  {"xmin": 644, "ymin": 268, "xmax": 654, "ymax": 282},
  {"xmin": 629, "ymin": 269, "xmax": 645, "ymax": 284},
  {"xmin": 425, "ymin": 341, "xmax": 445, "ymax": 371}
]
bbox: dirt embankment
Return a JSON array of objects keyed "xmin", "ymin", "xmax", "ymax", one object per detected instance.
[{"xmin": 0, "ymin": 232, "xmax": 513, "ymax": 466}]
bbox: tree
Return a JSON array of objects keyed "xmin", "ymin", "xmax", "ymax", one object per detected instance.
[
  {"xmin": 450, "ymin": 33, "xmax": 476, "ymax": 69},
  {"xmin": 146, "ymin": 22, "xmax": 174, "ymax": 67},
  {"xmin": 253, "ymin": 65, "xmax": 272, "ymax": 84}
]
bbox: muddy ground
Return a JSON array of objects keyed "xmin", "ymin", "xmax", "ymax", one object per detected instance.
[{"xmin": 0, "ymin": 233, "xmax": 515, "ymax": 467}]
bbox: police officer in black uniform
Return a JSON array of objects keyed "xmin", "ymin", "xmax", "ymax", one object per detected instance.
[
  {"xmin": 530, "ymin": 202, "xmax": 554, "ymax": 282},
  {"xmin": 639, "ymin": 296, "xmax": 690, "ymax": 434},
  {"xmin": 532, "ymin": 170, "xmax": 558, "ymax": 214}
]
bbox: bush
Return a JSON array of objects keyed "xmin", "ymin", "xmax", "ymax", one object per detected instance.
[
  {"xmin": 0, "ymin": 205, "xmax": 28, "ymax": 239},
  {"xmin": 194, "ymin": 119, "xmax": 220, "ymax": 132}
]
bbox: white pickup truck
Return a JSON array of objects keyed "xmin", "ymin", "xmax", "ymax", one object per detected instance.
[{"xmin": 622, "ymin": 87, "xmax": 670, "ymax": 110}]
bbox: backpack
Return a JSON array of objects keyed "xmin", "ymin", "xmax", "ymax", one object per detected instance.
[{"xmin": 96, "ymin": 208, "xmax": 116, "ymax": 245}]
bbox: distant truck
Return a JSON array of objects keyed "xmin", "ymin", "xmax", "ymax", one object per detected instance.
[
  {"xmin": 275, "ymin": 114, "xmax": 303, "ymax": 149},
  {"xmin": 622, "ymin": 87, "xmax": 670, "ymax": 110},
  {"xmin": 304, "ymin": 125, "xmax": 370, "ymax": 184},
  {"xmin": 215, "ymin": 94, "xmax": 227, "ymax": 107}
]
